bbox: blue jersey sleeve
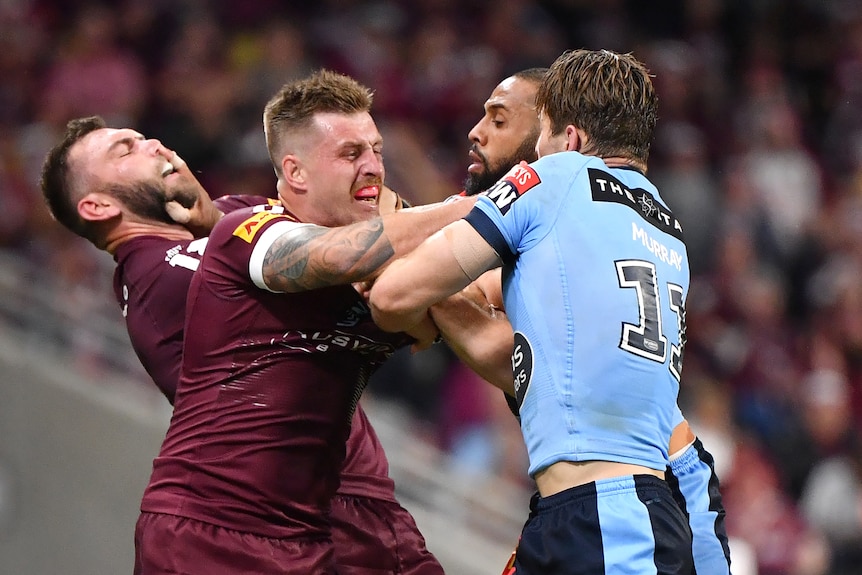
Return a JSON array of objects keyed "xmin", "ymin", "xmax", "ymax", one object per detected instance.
[{"xmin": 465, "ymin": 157, "xmax": 576, "ymax": 263}]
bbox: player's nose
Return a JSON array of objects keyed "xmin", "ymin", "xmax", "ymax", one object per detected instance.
[
  {"xmin": 143, "ymin": 138, "xmax": 170, "ymax": 158},
  {"xmin": 468, "ymin": 120, "xmax": 485, "ymax": 145},
  {"xmin": 361, "ymin": 149, "xmax": 383, "ymax": 176}
]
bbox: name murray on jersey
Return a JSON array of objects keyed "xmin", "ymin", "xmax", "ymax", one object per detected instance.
[{"xmin": 632, "ymin": 224, "xmax": 684, "ymax": 271}]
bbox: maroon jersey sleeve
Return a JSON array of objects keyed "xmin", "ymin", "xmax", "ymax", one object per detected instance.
[
  {"xmin": 142, "ymin": 205, "xmax": 411, "ymax": 538},
  {"xmin": 112, "ymin": 236, "xmax": 207, "ymax": 403}
]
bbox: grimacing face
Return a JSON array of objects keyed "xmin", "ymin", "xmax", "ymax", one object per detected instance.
[
  {"xmin": 464, "ymin": 76, "xmax": 540, "ymax": 195},
  {"xmin": 280, "ymin": 111, "xmax": 385, "ymax": 228},
  {"xmin": 69, "ymin": 127, "xmax": 199, "ymax": 223}
]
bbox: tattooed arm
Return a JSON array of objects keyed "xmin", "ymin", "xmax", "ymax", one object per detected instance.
[{"xmin": 261, "ymin": 197, "xmax": 477, "ymax": 293}]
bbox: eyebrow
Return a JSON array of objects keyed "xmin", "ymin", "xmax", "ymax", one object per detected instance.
[
  {"xmin": 338, "ymin": 139, "xmax": 382, "ymax": 152},
  {"xmin": 107, "ymin": 135, "xmax": 143, "ymax": 155},
  {"xmin": 486, "ymin": 102, "xmax": 510, "ymax": 113}
]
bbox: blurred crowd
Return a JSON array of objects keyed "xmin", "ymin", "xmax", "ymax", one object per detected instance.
[{"xmin": 3, "ymin": 1, "xmax": 862, "ymax": 573}]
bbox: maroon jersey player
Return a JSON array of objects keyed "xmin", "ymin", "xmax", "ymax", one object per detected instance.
[
  {"xmin": 114, "ymin": 196, "xmax": 438, "ymax": 573},
  {"xmin": 140, "ymin": 202, "xmax": 411, "ymax": 563},
  {"xmin": 133, "ymin": 71, "xmax": 475, "ymax": 574},
  {"xmin": 112, "ymin": 195, "xmax": 270, "ymax": 402},
  {"xmin": 40, "ymin": 95, "xmax": 474, "ymax": 574}
]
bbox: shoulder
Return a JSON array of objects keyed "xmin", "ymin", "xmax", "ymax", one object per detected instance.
[
  {"xmin": 530, "ymin": 152, "xmax": 601, "ymax": 189},
  {"xmin": 115, "ymin": 235, "xmax": 194, "ymax": 268},
  {"xmin": 212, "ymin": 203, "xmax": 303, "ymax": 244},
  {"xmin": 116, "ymin": 236, "xmax": 209, "ymax": 283},
  {"xmin": 214, "ymin": 194, "xmax": 280, "ymax": 214}
]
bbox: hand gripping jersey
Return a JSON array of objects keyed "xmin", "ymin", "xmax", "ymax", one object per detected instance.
[
  {"xmin": 135, "ymin": 201, "xmax": 411, "ymax": 540},
  {"xmin": 466, "ymin": 153, "xmax": 689, "ymax": 477}
]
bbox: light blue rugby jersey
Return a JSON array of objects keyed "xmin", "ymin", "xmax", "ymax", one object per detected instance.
[{"xmin": 466, "ymin": 152, "xmax": 690, "ymax": 477}]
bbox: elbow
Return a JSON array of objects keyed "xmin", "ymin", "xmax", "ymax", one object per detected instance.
[{"xmin": 369, "ymin": 281, "xmax": 415, "ymax": 332}]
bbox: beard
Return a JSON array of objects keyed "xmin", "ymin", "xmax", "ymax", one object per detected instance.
[
  {"xmin": 463, "ymin": 133, "xmax": 540, "ymax": 196},
  {"xmin": 106, "ymin": 179, "xmax": 176, "ymax": 225}
]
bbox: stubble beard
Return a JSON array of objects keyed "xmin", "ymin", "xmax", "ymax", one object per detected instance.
[
  {"xmin": 463, "ymin": 136, "xmax": 539, "ymax": 196},
  {"xmin": 107, "ymin": 179, "xmax": 177, "ymax": 225},
  {"xmin": 168, "ymin": 181, "xmax": 200, "ymax": 210}
]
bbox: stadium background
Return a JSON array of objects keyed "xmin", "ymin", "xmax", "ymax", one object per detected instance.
[{"xmin": 1, "ymin": 0, "xmax": 862, "ymax": 573}]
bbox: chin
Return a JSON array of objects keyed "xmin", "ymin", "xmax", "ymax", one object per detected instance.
[
  {"xmin": 355, "ymin": 200, "xmax": 379, "ymax": 213},
  {"xmin": 334, "ymin": 204, "xmax": 375, "ymax": 226}
]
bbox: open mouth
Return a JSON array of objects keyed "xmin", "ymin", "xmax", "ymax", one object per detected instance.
[
  {"xmin": 353, "ymin": 185, "xmax": 380, "ymax": 203},
  {"xmin": 161, "ymin": 161, "xmax": 176, "ymax": 178}
]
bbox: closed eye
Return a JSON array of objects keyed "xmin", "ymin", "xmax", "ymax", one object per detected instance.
[{"xmin": 110, "ymin": 137, "xmax": 139, "ymax": 158}]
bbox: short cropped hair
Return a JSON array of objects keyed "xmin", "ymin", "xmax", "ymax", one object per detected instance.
[
  {"xmin": 512, "ymin": 67, "xmax": 549, "ymax": 88},
  {"xmin": 263, "ymin": 70, "xmax": 374, "ymax": 176},
  {"xmin": 40, "ymin": 115, "xmax": 107, "ymax": 241},
  {"xmin": 536, "ymin": 49, "xmax": 658, "ymax": 164}
]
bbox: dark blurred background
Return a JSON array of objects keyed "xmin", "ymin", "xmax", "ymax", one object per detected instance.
[{"xmin": 3, "ymin": 1, "xmax": 862, "ymax": 573}]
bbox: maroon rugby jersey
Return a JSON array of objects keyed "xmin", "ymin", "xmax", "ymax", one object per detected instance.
[
  {"xmin": 112, "ymin": 195, "xmax": 271, "ymax": 401},
  {"xmin": 140, "ymin": 203, "xmax": 410, "ymax": 539},
  {"xmin": 113, "ymin": 234, "xmax": 207, "ymax": 402}
]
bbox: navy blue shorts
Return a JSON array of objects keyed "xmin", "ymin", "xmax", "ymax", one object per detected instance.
[{"xmin": 514, "ymin": 474, "xmax": 693, "ymax": 575}]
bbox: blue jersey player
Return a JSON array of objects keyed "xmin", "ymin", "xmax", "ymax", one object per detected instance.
[
  {"xmin": 371, "ymin": 49, "xmax": 719, "ymax": 575},
  {"xmin": 453, "ymin": 66, "xmax": 729, "ymax": 575}
]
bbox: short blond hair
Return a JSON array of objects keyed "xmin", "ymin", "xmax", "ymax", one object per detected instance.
[{"xmin": 263, "ymin": 70, "xmax": 374, "ymax": 176}]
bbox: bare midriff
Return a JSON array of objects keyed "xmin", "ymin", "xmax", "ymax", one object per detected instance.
[{"xmin": 534, "ymin": 420, "xmax": 695, "ymax": 497}]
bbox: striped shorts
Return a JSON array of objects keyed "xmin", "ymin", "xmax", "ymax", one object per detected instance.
[{"xmin": 514, "ymin": 474, "xmax": 693, "ymax": 575}]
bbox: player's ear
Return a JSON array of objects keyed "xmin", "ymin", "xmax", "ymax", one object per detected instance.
[
  {"xmin": 566, "ymin": 125, "xmax": 585, "ymax": 152},
  {"xmin": 282, "ymin": 155, "xmax": 307, "ymax": 190},
  {"xmin": 78, "ymin": 192, "xmax": 122, "ymax": 222}
]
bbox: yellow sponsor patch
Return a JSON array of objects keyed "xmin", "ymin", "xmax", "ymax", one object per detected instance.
[{"xmin": 233, "ymin": 211, "xmax": 280, "ymax": 243}]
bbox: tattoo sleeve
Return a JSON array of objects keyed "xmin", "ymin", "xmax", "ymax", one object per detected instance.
[{"xmin": 262, "ymin": 219, "xmax": 395, "ymax": 292}]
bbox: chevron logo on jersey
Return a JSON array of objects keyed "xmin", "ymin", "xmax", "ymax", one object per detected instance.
[
  {"xmin": 483, "ymin": 161, "xmax": 541, "ymax": 214},
  {"xmin": 588, "ymin": 168, "xmax": 684, "ymax": 241},
  {"xmin": 233, "ymin": 211, "xmax": 281, "ymax": 243}
]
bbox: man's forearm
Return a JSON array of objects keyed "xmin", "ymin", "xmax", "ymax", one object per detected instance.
[
  {"xmin": 380, "ymin": 196, "xmax": 477, "ymax": 260},
  {"xmin": 430, "ymin": 288, "xmax": 514, "ymax": 395}
]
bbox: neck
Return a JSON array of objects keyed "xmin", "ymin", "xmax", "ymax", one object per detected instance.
[
  {"xmin": 601, "ymin": 155, "xmax": 647, "ymax": 174},
  {"xmin": 103, "ymin": 222, "xmax": 194, "ymax": 255}
]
